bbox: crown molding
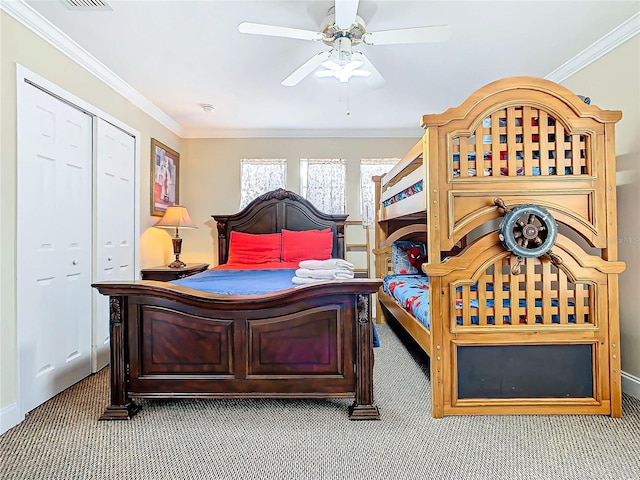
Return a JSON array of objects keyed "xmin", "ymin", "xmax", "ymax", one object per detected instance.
[
  {"xmin": 1, "ymin": 0, "xmax": 185, "ymax": 136},
  {"xmin": 546, "ymin": 12, "xmax": 640, "ymax": 83}
]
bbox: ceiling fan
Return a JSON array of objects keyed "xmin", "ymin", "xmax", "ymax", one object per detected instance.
[{"xmin": 238, "ymin": 0, "xmax": 451, "ymax": 87}]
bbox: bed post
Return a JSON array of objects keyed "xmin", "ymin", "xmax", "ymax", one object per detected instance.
[
  {"xmin": 349, "ymin": 293, "xmax": 380, "ymax": 420},
  {"xmin": 335, "ymin": 221, "xmax": 346, "ymax": 259},
  {"xmin": 215, "ymin": 217, "xmax": 229, "ymax": 266},
  {"xmin": 99, "ymin": 296, "xmax": 140, "ymax": 421},
  {"xmin": 372, "ymin": 175, "xmax": 386, "ymax": 324},
  {"xmin": 425, "ymin": 274, "xmax": 445, "ymax": 419},
  {"xmin": 603, "ymin": 121, "xmax": 623, "ymax": 418}
]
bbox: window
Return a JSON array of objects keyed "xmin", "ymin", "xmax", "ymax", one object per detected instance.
[
  {"xmin": 240, "ymin": 159, "xmax": 287, "ymax": 209},
  {"xmin": 300, "ymin": 158, "xmax": 346, "ymax": 214},
  {"xmin": 360, "ymin": 158, "xmax": 399, "ymax": 226}
]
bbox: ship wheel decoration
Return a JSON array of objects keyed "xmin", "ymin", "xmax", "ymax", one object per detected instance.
[{"xmin": 494, "ymin": 198, "xmax": 562, "ymax": 275}]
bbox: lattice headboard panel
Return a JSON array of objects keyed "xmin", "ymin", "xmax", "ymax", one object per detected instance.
[
  {"xmin": 450, "ymin": 106, "xmax": 590, "ymax": 179},
  {"xmin": 452, "ymin": 255, "xmax": 594, "ymax": 329}
]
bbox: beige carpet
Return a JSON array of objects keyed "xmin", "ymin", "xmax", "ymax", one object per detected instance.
[{"xmin": 1, "ymin": 323, "xmax": 639, "ymax": 480}]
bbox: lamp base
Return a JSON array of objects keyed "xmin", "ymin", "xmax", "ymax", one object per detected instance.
[
  {"xmin": 167, "ymin": 259, "xmax": 186, "ymax": 268},
  {"xmin": 168, "ymin": 236, "xmax": 186, "ymax": 268}
]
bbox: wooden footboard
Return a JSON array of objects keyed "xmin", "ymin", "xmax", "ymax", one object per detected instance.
[{"xmin": 93, "ymin": 279, "xmax": 381, "ymax": 421}]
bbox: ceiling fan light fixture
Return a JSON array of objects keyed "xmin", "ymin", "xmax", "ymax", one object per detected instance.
[
  {"xmin": 321, "ymin": 59, "xmax": 363, "ymax": 71},
  {"xmin": 333, "ymin": 36, "xmax": 353, "ymax": 65},
  {"xmin": 345, "ymin": 60, "xmax": 364, "ymax": 71},
  {"xmin": 321, "ymin": 60, "xmax": 339, "ymax": 70},
  {"xmin": 315, "ymin": 63, "xmax": 370, "ymax": 83}
]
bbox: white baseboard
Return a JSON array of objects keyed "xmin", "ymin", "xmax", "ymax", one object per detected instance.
[
  {"xmin": 622, "ymin": 371, "xmax": 640, "ymax": 400},
  {"xmin": 91, "ymin": 343, "xmax": 110, "ymax": 373},
  {"xmin": 0, "ymin": 402, "xmax": 24, "ymax": 436}
]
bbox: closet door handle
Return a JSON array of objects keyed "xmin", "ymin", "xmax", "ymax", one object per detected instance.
[
  {"xmin": 107, "ymin": 256, "xmax": 112, "ymax": 262},
  {"xmin": 72, "ymin": 259, "xmax": 79, "ymax": 265}
]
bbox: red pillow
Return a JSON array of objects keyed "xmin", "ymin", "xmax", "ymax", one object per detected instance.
[
  {"xmin": 281, "ymin": 228, "xmax": 333, "ymax": 263},
  {"xmin": 227, "ymin": 231, "xmax": 281, "ymax": 264}
]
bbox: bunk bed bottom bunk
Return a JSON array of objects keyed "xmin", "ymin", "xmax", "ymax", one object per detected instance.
[{"xmin": 375, "ymin": 233, "xmax": 625, "ymax": 418}]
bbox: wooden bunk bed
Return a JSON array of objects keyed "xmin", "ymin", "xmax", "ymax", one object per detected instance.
[
  {"xmin": 373, "ymin": 77, "xmax": 625, "ymax": 418},
  {"xmin": 93, "ymin": 189, "xmax": 381, "ymax": 421}
]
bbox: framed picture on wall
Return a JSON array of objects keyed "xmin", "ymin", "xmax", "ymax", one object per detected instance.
[{"xmin": 151, "ymin": 138, "xmax": 180, "ymax": 216}]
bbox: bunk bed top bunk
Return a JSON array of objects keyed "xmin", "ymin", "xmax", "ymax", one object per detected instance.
[{"xmin": 377, "ymin": 76, "xmax": 622, "ymax": 254}]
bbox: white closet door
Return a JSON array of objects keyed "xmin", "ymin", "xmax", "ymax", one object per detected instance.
[
  {"xmin": 93, "ymin": 119, "xmax": 136, "ymax": 371},
  {"xmin": 17, "ymin": 83, "xmax": 93, "ymax": 413}
]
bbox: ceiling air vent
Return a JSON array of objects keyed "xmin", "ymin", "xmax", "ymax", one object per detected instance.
[{"xmin": 62, "ymin": 0, "xmax": 112, "ymax": 10}]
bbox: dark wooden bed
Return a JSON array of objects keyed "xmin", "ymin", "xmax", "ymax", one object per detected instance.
[{"xmin": 93, "ymin": 189, "xmax": 381, "ymax": 421}]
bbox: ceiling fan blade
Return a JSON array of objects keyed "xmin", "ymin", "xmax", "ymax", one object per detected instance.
[
  {"xmin": 238, "ymin": 22, "xmax": 323, "ymax": 41},
  {"xmin": 334, "ymin": 0, "xmax": 360, "ymax": 29},
  {"xmin": 352, "ymin": 51, "xmax": 385, "ymax": 88},
  {"xmin": 282, "ymin": 51, "xmax": 332, "ymax": 86},
  {"xmin": 363, "ymin": 25, "xmax": 451, "ymax": 45}
]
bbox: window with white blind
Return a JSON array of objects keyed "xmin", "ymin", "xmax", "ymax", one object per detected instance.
[
  {"xmin": 239, "ymin": 159, "xmax": 287, "ymax": 209},
  {"xmin": 360, "ymin": 158, "xmax": 400, "ymax": 226},
  {"xmin": 300, "ymin": 158, "xmax": 346, "ymax": 214}
]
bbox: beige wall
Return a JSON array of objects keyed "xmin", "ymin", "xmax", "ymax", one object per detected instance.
[
  {"xmin": 178, "ymin": 137, "xmax": 417, "ymax": 266},
  {"xmin": 0, "ymin": 12, "xmax": 181, "ymax": 411},
  {"xmin": 561, "ymin": 35, "xmax": 640, "ymax": 379}
]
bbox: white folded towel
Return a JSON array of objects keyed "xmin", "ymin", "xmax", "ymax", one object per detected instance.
[
  {"xmin": 292, "ymin": 276, "xmax": 327, "ymax": 285},
  {"xmin": 295, "ymin": 268, "xmax": 354, "ymax": 280},
  {"xmin": 298, "ymin": 259, "xmax": 355, "ymax": 271}
]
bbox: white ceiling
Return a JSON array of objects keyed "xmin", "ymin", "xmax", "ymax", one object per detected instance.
[{"xmin": 19, "ymin": 0, "xmax": 640, "ymax": 138}]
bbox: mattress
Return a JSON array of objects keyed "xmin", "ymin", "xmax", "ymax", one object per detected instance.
[{"xmin": 383, "ymin": 274, "xmax": 431, "ymax": 329}]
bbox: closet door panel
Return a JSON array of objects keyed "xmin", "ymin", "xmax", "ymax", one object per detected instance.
[
  {"xmin": 93, "ymin": 119, "xmax": 136, "ymax": 371},
  {"xmin": 18, "ymin": 83, "xmax": 93, "ymax": 413}
]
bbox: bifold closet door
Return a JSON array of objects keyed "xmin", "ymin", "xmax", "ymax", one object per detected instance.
[
  {"xmin": 17, "ymin": 82, "xmax": 93, "ymax": 414},
  {"xmin": 93, "ymin": 119, "xmax": 136, "ymax": 371}
]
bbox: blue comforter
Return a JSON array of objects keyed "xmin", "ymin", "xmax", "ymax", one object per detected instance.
[
  {"xmin": 171, "ymin": 268, "xmax": 380, "ymax": 347},
  {"xmin": 172, "ymin": 268, "xmax": 297, "ymax": 295}
]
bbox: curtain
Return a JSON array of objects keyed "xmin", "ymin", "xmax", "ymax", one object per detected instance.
[
  {"xmin": 302, "ymin": 158, "xmax": 346, "ymax": 214},
  {"xmin": 360, "ymin": 158, "xmax": 399, "ymax": 226},
  {"xmin": 240, "ymin": 159, "xmax": 287, "ymax": 209}
]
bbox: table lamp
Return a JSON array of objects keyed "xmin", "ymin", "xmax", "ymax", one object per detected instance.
[{"xmin": 154, "ymin": 205, "xmax": 196, "ymax": 268}]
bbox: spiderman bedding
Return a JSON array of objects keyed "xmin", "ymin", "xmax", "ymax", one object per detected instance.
[{"xmin": 382, "ymin": 274, "xmax": 577, "ymax": 330}]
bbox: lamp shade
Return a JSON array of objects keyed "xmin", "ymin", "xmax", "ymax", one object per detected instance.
[{"xmin": 154, "ymin": 206, "xmax": 196, "ymax": 229}]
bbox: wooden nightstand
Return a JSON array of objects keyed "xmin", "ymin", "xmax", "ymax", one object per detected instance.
[{"xmin": 140, "ymin": 263, "xmax": 209, "ymax": 281}]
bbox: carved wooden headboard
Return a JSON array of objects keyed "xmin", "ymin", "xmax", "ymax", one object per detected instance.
[{"xmin": 212, "ymin": 189, "xmax": 348, "ymax": 265}]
